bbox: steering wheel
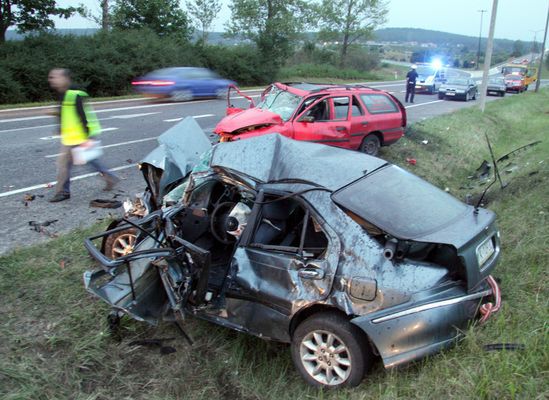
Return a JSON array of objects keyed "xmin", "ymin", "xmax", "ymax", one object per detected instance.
[{"xmin": 210, "ymin": 202, "xmax": 237, "ymax": 244}]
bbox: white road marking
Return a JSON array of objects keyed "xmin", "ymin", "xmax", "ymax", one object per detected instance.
[
  {"xmin": 0, "ymin": 123, "xmax": 59, "ymax": 134},
  {"xmin": 164, "ymin": 113, "xmax": 215, "ymax": 122},
  {"xmin": 0, "ymin": 115, "xmax": 55, "ymax": 123},
  {"xmin": 39, "ymin": 135, "xmax": 61, "ymax": 141},
  {"xmin": 110, "ymin": 112, "xmax": 160, "ymax": 119},
  {"xmin": 39, "ymin": 127, "xmax": 119, "ymax": 140},
  {"xmin": 0, "ymin": 97, "xmax": 148, "ymax": 113},
  {"xmin": 405, "ymin": 100, "xmax": 444, "ymax": 108},
  {"xmin": 45, "ymin": 137, "xmax": 158, "ymax": 158},
  {"xmin": 0, "ymin": 164, "xmax": 138, "ymax": 198}
]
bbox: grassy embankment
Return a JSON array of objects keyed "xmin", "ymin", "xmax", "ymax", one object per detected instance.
[{"xmin": 0, "ymin": 90, "xmax": 547, "ymax": 399}]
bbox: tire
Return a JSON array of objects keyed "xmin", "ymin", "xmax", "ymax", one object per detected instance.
[
  {"xmin": 438, "ymin": 93, "xmax": 444, "ymax": 99},
  {"xmin": 170, "ymin": 89, "xmax": 193, "ymax": 102},
  {"xmin": 472, "ymin": 90, "xmax": 477, "ymax": 100},
  {"xmin": 464, "ymin": 92, "xmax": 470, "ymax": 102},
  {"xmin": 359, "ymin": 135, "xmax": 380, "ymax": 157},
  {"xmin": 291, "ymin": 312, "xmax": 373, "ymax": 388},
  {"xmin": 104, "ymin": 228, "xmax": 138, "ymax": 259}
]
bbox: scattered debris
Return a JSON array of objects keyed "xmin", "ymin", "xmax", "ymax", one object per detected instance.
[
  {"xmin": 45, "ymin": 183, "xmax": 54, "ymax": 188},
  {"xmin": 28, "ymin": 219, "xmax": 59, "ymax": 238},
  {"xmin": 89, "ymin": 199, "xmax": 122, "ymax": 209},
  {"xmin": 126, "ymin": 159, "xmax": 133, "ymax": 164},
  {"xmin": 483, "ymin": 343, "xmax": 525, "ymax": 352},
  {"xmin": 22, "ymin": 193, "xmax": 37, "ymax": 207},
  {"xmin": 59, "ymin": 257, "xmax": 71, "ymax": 269},
  {"xmin": 421, "ymin": 140, "xmax": 429, "ymax": 145},
  {"xmin": 128, "ymin": 338, "xmax": 177, "ymax": 355},
  {"xmin": 469, "ymin": 160, "xmax": 491, "ymax": 181},
  {"xmin": 406, "ymin": 158, "xmax": 417, "ymax": 165}
]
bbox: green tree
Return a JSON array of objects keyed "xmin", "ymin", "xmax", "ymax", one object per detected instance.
[
  {"xmin": 227, "ymin": 0, "xmax": 312, "ymax": 80},
  {"xmin": 111, "ymin": 0, "xmax": 192, "ymax": 38},
  {"xmin": 0, "ymin": 0, "xmax": 79, "ymax": 43},
  {"xmin": 511, "ymin": 40, "xmax": 524, "ymax": 57},
  {"xmin": 186, "ymin": 0, "xmax": 221, "ymax": 43},
  {"xmin": 315, "ymin": 0, "xmax": 388, "ymax": 68}
]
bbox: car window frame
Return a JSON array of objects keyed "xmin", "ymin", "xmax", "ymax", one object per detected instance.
[
  {"xmin": 245, "ymin": 192, "xmax": 330, "ymax": 260},
  {"xmin": 358, "ymin": 93, "xmax": 400, "ymax": 115}
]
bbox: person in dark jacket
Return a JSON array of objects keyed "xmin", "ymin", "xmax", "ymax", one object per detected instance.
[
  {"xmin": 48, "ymin": 68, "xmax": 118, "ymax": 203},
  {"xmin": 405, "ymin": 64, "xmax": 419, "ymax": 103}
]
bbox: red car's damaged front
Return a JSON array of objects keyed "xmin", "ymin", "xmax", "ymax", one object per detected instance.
[
  {"xmin": 216, "ymin": 83, "xmax": 306, "ymax": 142},
  {"xmin": 214, "ymin": 82, "xmax": 406, "ymax": 156}
]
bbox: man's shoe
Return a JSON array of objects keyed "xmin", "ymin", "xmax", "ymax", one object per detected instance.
[
  {"xmin": 49, "ymin": 193, "xmax": 70, "ymax": 202},
  {"xmin": 103, "ymin": 175, "xmax": 120, "ymax": 191}
]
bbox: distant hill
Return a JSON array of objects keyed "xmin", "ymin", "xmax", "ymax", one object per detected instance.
[
  {"xmin": 6, "ymin": 27, "xmax": 529, "ymax": 53},
  {"xmin": 372, "ymin": 28, "xmax": 523, "ymax": 53}
]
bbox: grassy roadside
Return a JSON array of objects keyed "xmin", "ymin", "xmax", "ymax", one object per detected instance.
[{"xmin": 1, "ymin": 90, "xmax": 547, "ymax": 399}]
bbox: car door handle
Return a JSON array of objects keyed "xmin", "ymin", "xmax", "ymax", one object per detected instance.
[
  {"xmin": 361, "ymin": 121, "xmax": 369, "ymax": 126},
  {"xmin": 336, "ymin": 126, "xmax": 346, "ymax": 132},
  {"xmin": 298, "ymin": 267, "xmax": 325, "ymax": 280}
]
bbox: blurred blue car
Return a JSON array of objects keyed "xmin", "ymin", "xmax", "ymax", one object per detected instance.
[{"xmin": 131, "ymin": 67, "xmax": 235, "ymax": 102}]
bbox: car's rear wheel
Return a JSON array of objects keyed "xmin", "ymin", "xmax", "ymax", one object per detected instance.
[
  {"xmin": 359, "ymin": 135, "xmax": 380, "ymax": 157},
  {"xmin": 171, "ymin": 89, "xmax": 193, "ymax": 102},
  {"xmin": 104, "ymin": 228, "xmax": 138, "ymax": 259},
  {"xmin": 291, "ymin": 312, "xmax": 373, "ymax": 388}
]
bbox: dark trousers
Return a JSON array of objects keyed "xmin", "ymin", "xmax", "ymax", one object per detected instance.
[{"xmin": 405, "ymin": 83, "xmax": 416, "ymax": 103}]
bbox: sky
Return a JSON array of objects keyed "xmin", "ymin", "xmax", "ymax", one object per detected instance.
[{"xmin": 53, "ymin": 0, "xmax": 549, "ymax": 43}]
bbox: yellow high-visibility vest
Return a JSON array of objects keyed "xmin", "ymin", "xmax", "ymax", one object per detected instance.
[{"xmin": 60, "ymin": 90, "xmax": 101, "ymax": 146}]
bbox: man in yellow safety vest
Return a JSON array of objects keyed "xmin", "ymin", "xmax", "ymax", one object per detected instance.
[{"xmin": 48, "ymin": 68, "xmax": 118, "ymax": 202}]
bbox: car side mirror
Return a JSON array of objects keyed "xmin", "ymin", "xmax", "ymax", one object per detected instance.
[{"xmin": 298, "ymin": 115, "xmax": 315, "ymax": 123}]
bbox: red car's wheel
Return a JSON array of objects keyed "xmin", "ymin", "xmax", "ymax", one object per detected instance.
[{"xmin": 359, "ymin": 135, "xmax": 380, "ymax": 157}]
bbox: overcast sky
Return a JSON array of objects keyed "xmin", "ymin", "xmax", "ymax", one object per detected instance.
[{"xmin": 53, "ymin": 0, "xmax": 548, "ymax": 43}]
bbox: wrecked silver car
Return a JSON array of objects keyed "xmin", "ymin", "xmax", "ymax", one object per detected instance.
[{"xmin": 84, "ymin": 121, "xmax": 502, "ymax": 388}]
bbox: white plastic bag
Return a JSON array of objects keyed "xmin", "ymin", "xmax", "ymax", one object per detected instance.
[{"xmin": 72, "ymin": 140, "xmax": 103, "ymax": 165}]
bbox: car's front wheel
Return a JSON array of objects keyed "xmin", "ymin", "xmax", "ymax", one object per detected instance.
[
  {"xmin": 438, "ymin": 92, "xmax": 444, "ymax": 99},
  {"xmin": 104, "ymin": 228, "xmax": 138, "ymax": 258},
  {"xmin": 359, "ymin": 135, "xmax": 380, "ymax": 157},
  {"xmin": 291, "ymin": 312, "xmax": 373, "ymax": 388}
]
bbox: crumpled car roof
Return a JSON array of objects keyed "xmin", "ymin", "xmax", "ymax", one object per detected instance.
[{"xmin": 209, "ymin": 133, "xmax": 386, "ymax": 191}]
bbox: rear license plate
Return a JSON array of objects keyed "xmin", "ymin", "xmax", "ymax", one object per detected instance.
[
  {"xmin": 476, "ymin": 237, "xmax": 495, "ymax": 267},
  {"xmin": 446, "ymin": 92, "xmax": 455, "ymax": 96}
]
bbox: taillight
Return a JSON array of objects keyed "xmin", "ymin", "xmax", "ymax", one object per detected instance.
[{"xmin": 131, "ymin": 80, "xmax": 175, "ymax": 86}]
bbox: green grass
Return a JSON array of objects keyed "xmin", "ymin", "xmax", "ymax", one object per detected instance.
[
  {"xmin": 1, "ymin": 90, "xmax": 548, "ymax": 399},
  {"xmin": 279, "ymin": 64, "xmax": 408, "ymax": 83}
]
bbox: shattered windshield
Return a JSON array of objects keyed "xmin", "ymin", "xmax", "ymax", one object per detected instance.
[
  {"xmin": 332, "ymin": 165, "xmax": 468, "ymax": 239},
  {"xmin": 257, "ymin": 86, "xmax": 302, "ymax": 121}
]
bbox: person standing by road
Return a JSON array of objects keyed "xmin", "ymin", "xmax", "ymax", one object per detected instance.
[
  {"xmin": 48, "ymin": 68, "xmax": 118, "ymax": 203},
  {"xmin": 405, "ymin": 64, "xmax": 419, "ymax": 103}
]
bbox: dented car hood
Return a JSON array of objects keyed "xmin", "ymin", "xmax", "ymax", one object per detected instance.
[
  {"xmin": 140, "ymin": 117, "xmax": 211, "ymax": 199},
  {"xmin": 214, "ymin": 107, "xmax": 283, "ymax": 134}
]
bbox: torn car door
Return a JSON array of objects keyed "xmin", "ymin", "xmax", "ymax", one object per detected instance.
[{"xmin": 224, "ymin": 193, "xmax": 339, "ymax": 341}]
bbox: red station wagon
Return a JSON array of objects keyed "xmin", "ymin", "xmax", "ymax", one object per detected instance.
[{"xmin": 214, "ymin": 83, "xmax": 407, "ymax": 156}]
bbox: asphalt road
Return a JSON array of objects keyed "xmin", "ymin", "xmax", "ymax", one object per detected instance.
[{"xmin": 0, "ymin": 79, "xmax": 544, "ymax": 254}]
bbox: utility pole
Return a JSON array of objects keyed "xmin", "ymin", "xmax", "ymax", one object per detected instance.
[
  {"xmin": 477, "ymin": 9, "xmax": 487, "ymax": 70},
  {"xmin": 479, "ymin": 0, "xmax": 498, "ymax": 112},
  {"xmin": 530, "ymin": 29, "xmax": 543, "ymax": 54},
  {"xmin": 534, "ymin": 2, "xmax": 549, "ymax": 92},
  {"xmin": 101, "ymin": 0, "xmax": 110, "ymax": 30}
]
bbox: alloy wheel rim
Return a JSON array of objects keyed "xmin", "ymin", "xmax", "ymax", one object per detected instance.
[
  {"xmin": 112, "ymin": 233, "xmax": 136, "ymax": 257},
  {"xmin": 300, "ymin": 330, "xmax": 352, "ymax": 386}
]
